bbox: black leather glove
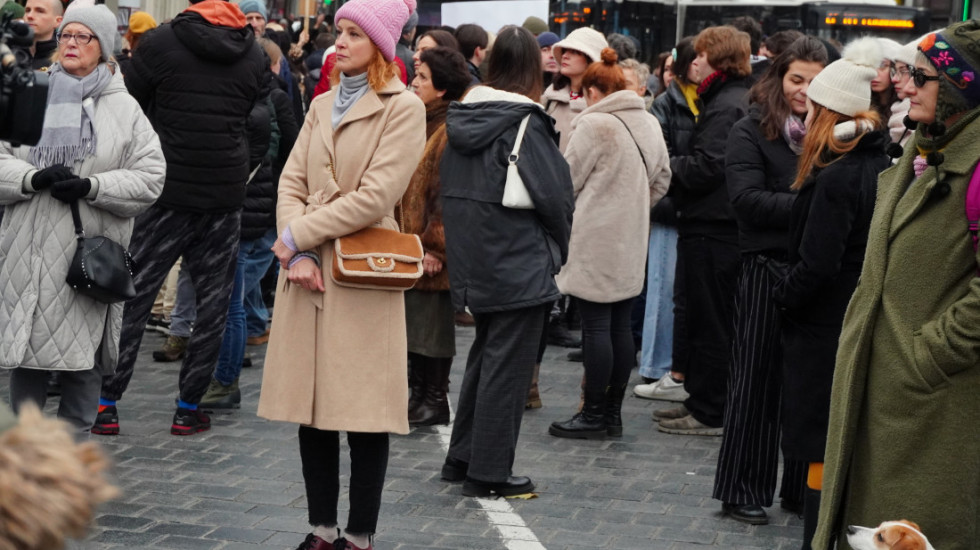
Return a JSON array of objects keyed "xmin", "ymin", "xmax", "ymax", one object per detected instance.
[
  {"xmin": 30, "ymin": 163, "xmax": 74, "ymax": 191},
  {"xmin": 50, "ymin": 178, "xmax": 92, "ymax": 203}
]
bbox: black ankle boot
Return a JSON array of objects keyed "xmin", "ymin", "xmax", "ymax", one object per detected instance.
[
  {"xmin": 801, "ymin": 487, "xmax": 820, "ymax": 550},
  {"xmin": 409, "ymin": 358, "xmax": 451, "ymax": 426},
  {"xmin": 604, "ymin": 384, "xmax": 627, "ymax": 437},
  {"xmin": 407, "ymin": 353, "xmax": 426, "ymax": 420},
  {"xmin": 548, "ymin": 389, "xmax": 606, "ymax": 439}
]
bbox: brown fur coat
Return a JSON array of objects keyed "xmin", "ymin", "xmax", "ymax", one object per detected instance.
[{"xmin": 399, "ymin": 100, "xmax": 450, "ymax": 292}]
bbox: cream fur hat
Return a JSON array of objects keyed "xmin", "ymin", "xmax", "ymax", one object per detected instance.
[
  {"xmin": 807, "ymin": 37, "xmax": 882, "ymax": 117},
  {"xmin": 552, "ymin": 27, "xmax": 608, "ymax": 64}
]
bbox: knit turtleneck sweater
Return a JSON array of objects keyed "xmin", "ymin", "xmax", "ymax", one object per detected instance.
[{"xmin": 332, "ymin": 71, "xmax": 369, "ymax": 129}]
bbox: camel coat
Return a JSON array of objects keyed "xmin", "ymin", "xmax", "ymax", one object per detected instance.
[
  {"xmin": 556, "ymin": 90, "xmax": 671, "ymax": 303},
  {"xmin": 257, "ymin": 77, "xmax": 426, "ymax": 434},
  {"xmin": 813, "ymin": 113, "xmax": 980, "ymax": 550}
]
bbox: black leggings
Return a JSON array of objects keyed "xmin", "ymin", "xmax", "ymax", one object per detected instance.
[
  {"xmin": 579, "ymin": 298, "xmax": 635, "ymax": 392},
  {"xmin": 298, "ymin": 427, "xmax": 389, "ymax": 535}
]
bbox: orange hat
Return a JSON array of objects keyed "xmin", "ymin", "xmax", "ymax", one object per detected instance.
[{"xmin": 128, "ymin": 11, "xmax": 157, "ymax": 34}]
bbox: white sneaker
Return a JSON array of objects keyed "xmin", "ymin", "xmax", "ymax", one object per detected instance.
[{"xmin": 633, "ymin": 375, "xmax": 689, "ymax": 402}]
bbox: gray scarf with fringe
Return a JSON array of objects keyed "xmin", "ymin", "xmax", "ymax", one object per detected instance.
[{"xmin": 29, "ymin": 63, "xmax": 114, "ymax": 169}]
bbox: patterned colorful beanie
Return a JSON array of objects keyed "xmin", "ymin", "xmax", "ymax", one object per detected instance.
[{"xmin": 918, "ymin": 19, "xmax": 980, "ymax": 122}]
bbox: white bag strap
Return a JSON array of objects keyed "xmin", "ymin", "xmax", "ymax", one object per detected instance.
[{"xmin": 508, "ymin": 114, "xmax": 532, "ymax": 165}]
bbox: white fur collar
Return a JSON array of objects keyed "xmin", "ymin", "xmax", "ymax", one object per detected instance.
[{"xmin": 461, "ymin": 85, "xmax": 541, "ymax": 106}]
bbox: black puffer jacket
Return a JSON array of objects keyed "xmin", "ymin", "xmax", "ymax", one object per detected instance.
[
  {"xmin": 440, "ymin": 90, "xmax": 574, "ymax": 313},
  {"xmin": 241, "ymin": 77, "xmax": 299, "ymax": 241},
  {"xmin": 650, "ymin": 80, "xmax": 698, "ymax": 227},
  {"xmin": 123, "ymin": 4, "xmax": 267, "ymax": 213},
  {"xmin": 670, "ymin": 75, "xmax": 750, "ymax": 235},
  {"xmin": 726, "ymin": 106, "xmax": 798, "ymax": 255},
  {"xmin": 650, "ymin": 80, "xmax": 697, "ymax": 158}
]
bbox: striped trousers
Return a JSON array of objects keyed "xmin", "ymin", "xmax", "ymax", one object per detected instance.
[{"xmin": 712, "ymin": 255, "xmax": 806, "ymax": 507}]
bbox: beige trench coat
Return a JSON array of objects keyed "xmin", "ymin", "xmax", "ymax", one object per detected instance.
[{"xmin": 257, "ymin": 77, "xmax": 426, "ymax": 434}]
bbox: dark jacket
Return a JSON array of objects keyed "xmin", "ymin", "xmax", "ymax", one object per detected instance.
[
  {"xmin": 440, "ymin": 91, "xmax": 574, "ymax": 313},
  {"xmin": 670, "ymin": 75, "xmax": 750, "ymax": 235},
  {"xmin": 726, "ymin": 106, "xmax": 797, "ymax": 255},
  {"xmin": 773, "ymin": 130, "xmax": 889, "ymax": 461},
  {"xmin": 29, "ymin": 38, "xmax": 57, "ymax": 70},
  {"xmin": 123, "ymin": 3, "xmax": 267, "ymax": 213},
  {"xmin": 466, "ymin": 61, "xmax": 481, "ymax": 86},
  {"xmin": 650, "ymin": 80, "xmax": 697, "ymax": 158},
  {"xmin": 650, "ymin": 80, "xmax": 698, "ymax": 228},
  {"xmin": 241, "ymin": 77, "xmax": 299, "ymax": 241}
]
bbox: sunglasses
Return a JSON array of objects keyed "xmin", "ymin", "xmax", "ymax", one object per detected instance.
[{"xmin": 909, "ymin": 67, "xmax": 941, "ymax": 88}]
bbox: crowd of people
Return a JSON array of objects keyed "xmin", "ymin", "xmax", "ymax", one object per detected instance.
[{"xmin": 0, "ymin": 0, "xmax": 977, "ymax": 549}]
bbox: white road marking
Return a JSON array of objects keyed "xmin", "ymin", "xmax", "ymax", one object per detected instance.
[{"xmin": 435, "ymin": 411, "xmax": 547, "ymax": 550}]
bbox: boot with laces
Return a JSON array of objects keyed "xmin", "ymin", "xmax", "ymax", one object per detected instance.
[{"xmin": 152, "ymin": 335, "xmax": 187, "ymax": 362}]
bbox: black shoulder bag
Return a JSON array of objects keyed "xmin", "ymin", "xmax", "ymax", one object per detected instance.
[{"xmin": 66, "ymin": 201, "xmax": 137, "ymax": 303}]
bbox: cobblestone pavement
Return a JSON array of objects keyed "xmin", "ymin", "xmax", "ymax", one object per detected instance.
[{"xmin": 0, "ymin": 326, "xmax": 804, "ymax": 550}]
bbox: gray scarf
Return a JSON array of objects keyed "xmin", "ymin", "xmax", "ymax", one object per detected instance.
[
  {"xmin": 332, "ymin": 71, "xmax": 369, "ymax": 129},
  {"xmin": 29, "ymin": 63, "xmax": 114, "ymax": 169}
]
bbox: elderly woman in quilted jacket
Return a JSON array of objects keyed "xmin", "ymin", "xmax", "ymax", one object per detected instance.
[{"xmin": 0, "ymin": 5, "xmax": 165, "ymax": 432}]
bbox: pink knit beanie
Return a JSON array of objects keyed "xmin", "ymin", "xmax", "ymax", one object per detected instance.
[{"xmin": 334, "ymin": 0, "xmax": 416, "ymax": 62}]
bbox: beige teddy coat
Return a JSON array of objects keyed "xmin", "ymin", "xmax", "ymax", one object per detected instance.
[{"xmin": 556, "ymin": 90, "xmax": 671, "ymax": 303}]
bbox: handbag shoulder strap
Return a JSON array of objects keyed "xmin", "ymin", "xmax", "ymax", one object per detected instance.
[
  {"xmin": 610, "ymin": 113, "xmax": 649, "ymax": 172},
  {"xmin": 509, "ymin": 114, "xmax": 532, "ymax": 163},
  {"xmin": 70, "ymin": 201, "xmax": 85, "ymax": 238}
]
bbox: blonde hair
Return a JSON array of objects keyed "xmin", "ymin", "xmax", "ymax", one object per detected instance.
[
  {"xmin": 330, "ymin": 48, "xmax": 400, "ymax": 92},
  {"xmin": 793, "ymin": 103, "xmax": 881, "ymax": 189}
]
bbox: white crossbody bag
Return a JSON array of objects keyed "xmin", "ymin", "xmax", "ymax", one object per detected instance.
[{"xmin": 502, "ymin": 114, "xmax": 534, "ymax": 209}]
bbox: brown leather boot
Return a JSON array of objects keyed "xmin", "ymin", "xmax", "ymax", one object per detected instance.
[
  {"xmin": 409, "ymin": 357, "xmax": 451, "ymax": 426},
  {"xmin": 525, "ymin": 363, "xmax": 542, "ymax": 409}
]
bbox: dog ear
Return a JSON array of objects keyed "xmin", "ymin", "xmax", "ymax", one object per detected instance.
[
  {"xmin": 889, "ymin": 528, "xmax": 925, "ymax": 550},
  {"xmin": 896, "ymin": 520, "xmax": 922, "ymax": 531}
]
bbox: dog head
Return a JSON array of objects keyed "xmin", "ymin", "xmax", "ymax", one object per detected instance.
[
  {"xmin": 0, "ymin": 403, "xmax": 119, "ymax": 550},
  {"xmin": 846, "ymin": 520, "xmax": 936, "ymax": 550}
]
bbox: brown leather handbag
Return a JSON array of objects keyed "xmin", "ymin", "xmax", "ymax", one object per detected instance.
[
  {"xmin": 331, "ymin": 226, "xmax": 423, "ymax": 290},
  {"xmin": 320, "ymin": 150, "xmax": 424, "ymax": 291}
]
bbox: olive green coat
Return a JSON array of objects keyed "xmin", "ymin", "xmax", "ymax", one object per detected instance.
[{"xmin": 814, "ymin": 116, "xmax": 980, "ymax": 550}]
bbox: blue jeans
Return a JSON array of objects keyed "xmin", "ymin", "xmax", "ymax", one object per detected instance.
[
  {"xmin": 639, "ymin": 224, "xmax": 678, "ymax": 380},
  {"xmin": 214, "ymin": 247, "xmax": 247, "ymax": 386},
  {"xmin": 244, "ymin": 228, "xmax": 276, "ymax": 338}
]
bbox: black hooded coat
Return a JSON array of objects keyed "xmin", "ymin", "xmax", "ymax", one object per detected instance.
[{"xmin": 440, "ymin": 97, "xmax": 574, "ymax": 313}]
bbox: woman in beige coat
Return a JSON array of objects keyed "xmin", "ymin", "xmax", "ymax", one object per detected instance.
[
  {"xmin": 258, "ymin": 0, "xmax": 425, "ymax": 548},
  {"xmin": 549, "ymin": 49, "xmax": 671, "ymax": 440}
]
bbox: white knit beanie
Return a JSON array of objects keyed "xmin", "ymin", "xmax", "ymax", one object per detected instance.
[
  {"xmin": 552, "ymin": 27, "xmax": 608, "ymax": 64},
  {"xmin": 807, "ymin": 37, "xmax": 881, "ymax": 117}
]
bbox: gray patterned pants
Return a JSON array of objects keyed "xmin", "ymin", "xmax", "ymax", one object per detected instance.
[{"xmin": 101, "ymin": 204, "xmax": 240, "ymax": 404}]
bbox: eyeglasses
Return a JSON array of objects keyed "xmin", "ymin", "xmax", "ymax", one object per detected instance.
[
  {"xmin": 57, "ymin": 32, "xmax": 97, "ymax": 45},
  {"xmin": 889, "ymin": 65, "xmax": 911, "ymax": 80},
  {"xmin": 909, "ymin": 67, "xmax": 941, "ymax": 88}
]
